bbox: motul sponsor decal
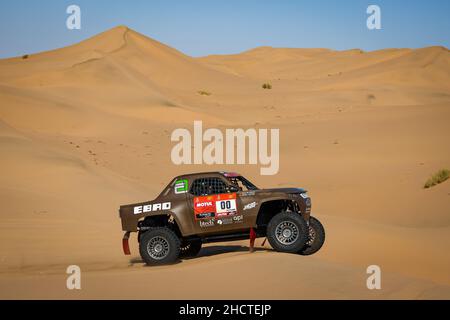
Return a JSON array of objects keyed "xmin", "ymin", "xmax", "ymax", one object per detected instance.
[{"xmin": 196, "ymin": 201, "xmax": 213, "ymax": 208}]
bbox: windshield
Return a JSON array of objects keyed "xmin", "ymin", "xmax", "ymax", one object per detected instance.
[{"xmin": 226, "ymin": 176, "xmax": 259, "ymax": 191}]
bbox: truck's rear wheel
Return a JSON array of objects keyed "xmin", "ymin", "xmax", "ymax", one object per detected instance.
[
  {"xmin": 179, "ymin": 240, "xmax": 202, "ymax": 258},
  {"xmin": 139, "ymin": 227, "xmax": 180, "ymax": 265},
  {"xmin": 299, "ymin": 216, "xmax": 325, "ymax": 255},
  {"xmin": 267, "ymin": 212, "xmax": 308, "ymax": 253}
]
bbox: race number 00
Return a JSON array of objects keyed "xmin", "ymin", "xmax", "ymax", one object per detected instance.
[{"xmin": 216, "ymin": 199, "xmax": 236, "ymax": 213}]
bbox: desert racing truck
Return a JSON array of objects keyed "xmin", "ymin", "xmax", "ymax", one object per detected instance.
[{"xmin": 119, "ymin": 172, "xmax": 325, "ymax": 265}]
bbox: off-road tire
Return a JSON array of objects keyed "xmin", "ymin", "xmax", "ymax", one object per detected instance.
[
  {"xmin": 139, "ymin": 227, "xmax": 180, "ymax": 265},
  {"xmin": 299, "ymin": 216, "xmax": 325, "ymax": 255},
  {"xmin": 179, "ymin": 240, "xmax": 202, "ymax": 258},
  {"xmin": 267, "ymin": 211, "xmax": 309, "ymax": 253}
]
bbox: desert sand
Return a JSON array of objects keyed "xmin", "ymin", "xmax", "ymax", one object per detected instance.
[{"xmin": 0, "ymin": 26, "xmax": 449, "ymax": 299}]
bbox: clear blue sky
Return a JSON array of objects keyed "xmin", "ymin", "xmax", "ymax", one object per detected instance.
[{"xmin": 0, "ymin": 0, "xmax": 449, "ymax": 58}]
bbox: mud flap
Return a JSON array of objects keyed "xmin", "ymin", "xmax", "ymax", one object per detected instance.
[
  {"xmin": 249, "ymin": 228, "xmax": 256, "ymax": 252},
  {"xmin": 122, "ymin": 231, "xmax": 131, "ymax": 255}
]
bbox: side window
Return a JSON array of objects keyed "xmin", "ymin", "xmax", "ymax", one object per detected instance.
[{"xmin": 190, "ymin": 178, "xmax": 228, "ymax": 196}]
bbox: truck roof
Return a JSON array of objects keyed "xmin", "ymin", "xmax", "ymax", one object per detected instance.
[{"xmin": 176, "ymin": 171, "xmax": 241, "ymax": 179}]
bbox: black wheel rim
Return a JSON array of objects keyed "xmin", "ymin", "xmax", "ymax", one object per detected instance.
[{"xmin": 306, "ymin": 225, "xmax": 316, "ymax": 246}]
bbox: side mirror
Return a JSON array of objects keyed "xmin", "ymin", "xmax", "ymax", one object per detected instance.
[{"xmin": 227, "ymin": 185, "xmax": 239, "ymax": 193}]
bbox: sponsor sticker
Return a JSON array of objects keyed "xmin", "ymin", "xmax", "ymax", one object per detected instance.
[
  {"xmin": 175, "ymin": 179, "xmax": 189, "ymax": 194},
  {"xmin": 199, "ymin": 219, "xmax": 215, "ymax": 228},
  {"xmin": 195, "ymin": 212, "xmax": 215, "ymax": 220},
  {"xmin": 243, "ymin": 201, "xmax": 257, "ymax": 210},
  {"xmin": 233, "ymin": 215, "xmax": 244, "ymax": 223},
  {"xmin": 133, "ymin": 202, "xmax": 171, "ymax": 214},
  {"xmin": 194, "ymin": 193, "xmax": 237, "ymax": 220},
  {"xmin": 217, "ymin": 217, "xmax": 233, "ymax": 225}
]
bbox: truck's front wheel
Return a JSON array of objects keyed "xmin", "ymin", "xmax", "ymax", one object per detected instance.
[
  {"xmin": 267, "ymin": 212, "xmax": 308, "ymax": 253},
  {"xmin": 139, "ymin": 227, "xmax": 180, "ymax": 265}
]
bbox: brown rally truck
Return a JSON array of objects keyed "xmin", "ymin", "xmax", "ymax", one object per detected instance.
[{"xmin": 119, "ymin": 171, "xmax": 325, "ymax": 265}]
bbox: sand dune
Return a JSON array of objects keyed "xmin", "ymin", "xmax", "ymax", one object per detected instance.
[
  {"xmin": 200, "ymin": 46, "xmax": 450, "ymax": 86},
  {"xmin": 0, "ymin": 26, "xmax": 449, "ymax": 299}
]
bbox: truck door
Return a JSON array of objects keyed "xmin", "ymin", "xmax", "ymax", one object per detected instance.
[{"xmin": 186, "ymin": 177, "xmax": 246, "ymax": 234}]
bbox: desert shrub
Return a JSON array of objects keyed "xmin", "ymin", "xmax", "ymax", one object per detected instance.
[
  {"xmin": 424, "ymin": 169, "xmax": 449, "ymax": 188},
  {"xmin": 198, "ymin": 90, "xmax": 211, "ymax": 96},
  {"xmin": 262, "ymin": 83, "xmax": 272, "ymax": 89},
  {"xmin": 22, "ymin": 54, "xmax": 29, "ymax": 59}
]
